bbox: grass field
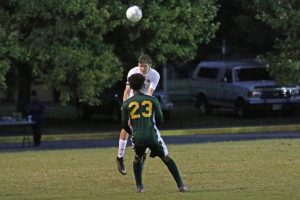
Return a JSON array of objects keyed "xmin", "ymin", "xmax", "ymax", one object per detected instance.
[{"xmin": 1, "ymin": 139, "xmax": 300, "ymax": 200}]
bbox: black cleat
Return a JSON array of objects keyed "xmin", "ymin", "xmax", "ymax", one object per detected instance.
[{"xmin": 116, "ymin": 157, "xmax": 126, "ymax": 175}]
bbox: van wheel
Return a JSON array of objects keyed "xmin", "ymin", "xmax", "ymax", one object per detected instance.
[
  {"xmin": 196, "ymin": 96, "xmax": 211, "ymax": 115},
  {"xmin": 235, "ymin": 100, "xmax": 248, "ymax": 118}
]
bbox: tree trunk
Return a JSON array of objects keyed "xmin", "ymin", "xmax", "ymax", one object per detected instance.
[{"xmin": 15, "ymin": 62, "xmax": 31, "ymax": 115}]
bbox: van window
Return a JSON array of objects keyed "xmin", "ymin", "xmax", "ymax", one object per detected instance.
[
  {"xmin": 197, "ymin": 67, "xmax": 219, "ymax": 79},
  {"xmin": 224, "ymin": 68, "xmax": 232, "ymax": 83},
  {"xmin": 235, "ymin": 67, "xmax": 273, "ymax": 81}
]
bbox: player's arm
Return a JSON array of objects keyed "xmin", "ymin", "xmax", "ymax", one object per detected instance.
[
  {"xmin": 124, "ymin": 68, "xmax": 135, "ymax": 101},
  {"xmin": 147, "ymin": 71, "xmax": 160, "ymax": 96},
  {"xmin": 123, "ymin": 84, "xmax": 131, "ymax": 101},
  {"xmin": 121, "ymin": 103, "xmax": 132, "ymax": 134},
  {"xmin": 146, "ymin": 88, "xmax": 155, "ymax": 96},
  {"xmin": 154, "ymin": 98, "xmax": 164, "ymax": 126}
]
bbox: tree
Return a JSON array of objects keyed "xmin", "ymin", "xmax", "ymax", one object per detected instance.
[
  {"xmin": 197, "ymin": 0, "xmax": 278, "ymax": 60},
  {"xmin": 252, "ymin": 0, "xmax": 300, "ymax": 84},
  {"xmin": 105, "ymin": 0, "xmax": 219, "ymax": 72},
  {"xmin": 0, "ymin": 0, "xmax": 219, "ymax": 113},
  {"xmin": 0, "ymin": 0, "xmax": 123, "ymax": 112}
]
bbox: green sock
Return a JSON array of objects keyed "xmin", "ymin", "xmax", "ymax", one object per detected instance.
[
  {"xmin": 164, "ymin": 158, "xmax": 184, "ymax": 187},
  {"xmin": 133, "ymin": 161, "xmax": 143, "ymax": 187}
]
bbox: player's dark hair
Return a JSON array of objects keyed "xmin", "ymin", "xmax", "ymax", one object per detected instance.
[
  {"xmin": 128, "ymin": 73, "xmax": 145, "ymax": 91},
  {"xmin": 138, "ymin": 54, "xmax": 152, "ymax": 65}
]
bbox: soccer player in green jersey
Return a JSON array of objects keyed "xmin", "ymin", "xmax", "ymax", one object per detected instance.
[{"xmin": 121, "ymin": 73, "xmax": 187, "ymax": 193}]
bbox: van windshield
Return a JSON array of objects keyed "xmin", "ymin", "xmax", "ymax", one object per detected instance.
[{"xmin": 235, "ymin": 67, "xmax": 273, "ymax": 81}]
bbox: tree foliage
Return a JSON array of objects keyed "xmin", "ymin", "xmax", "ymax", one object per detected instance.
[
  {"xmin": 0, "ymin": 0, "xmax": 123, "ymax": 108},
  {"xmin": 0, "ymin": 0, "xmax": 219, "ymax": 111},
  {"xmin": 209, "ymin": 0, "xmax": 277, "ymax": 58},
  {"xmin": 252, "ymin": 0, "xmax": 300, "ymax": 84},
  {"xmin": 108, "ymin": 0, "xmax": 219, "ymax": 71}
]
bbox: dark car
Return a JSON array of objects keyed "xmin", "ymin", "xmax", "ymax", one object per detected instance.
[
  {"xmin": 76, "ymin": 89, "xmax": 122, "ymax": 122},
  {"xmin": 76, "ymin": 88, "xmax": 173, "ymax": 122},
  {"xmin": 153, "ymin": 90, "xmax": 173, "ymax": 121}
]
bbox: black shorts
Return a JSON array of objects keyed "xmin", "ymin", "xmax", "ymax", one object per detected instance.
[{"xmin": 134, "ymin": 139, "xmax": 168, "ymax": 158}]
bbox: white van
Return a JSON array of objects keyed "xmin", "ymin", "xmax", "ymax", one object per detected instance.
[{"xmin": 189, "ymin": 60, "xmax": 300, "ymax": 117}]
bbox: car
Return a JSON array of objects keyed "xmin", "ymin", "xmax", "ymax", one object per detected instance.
[
  {"xmin": 76, "ymin": 88, "xmax": 122, "ymax": 122},
  {"xmin": 153, "ymin": 90, "xmax": 173, "ymax": 121},
  {"xmin": 189, "ymin": 59, "xmax": 300, "ymax": 117},
  {"xmin": 76, "ymin": 88, "xmax": 173, "ymax": 122}
]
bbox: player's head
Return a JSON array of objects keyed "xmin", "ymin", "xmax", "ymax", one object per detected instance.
[
  {"xmin": 128, "ymin": 73, "xmax": 145, "ymax": 91},
  {"xmin": 138, "ymin": 54, "xmax": 152, "ymax": 75}
]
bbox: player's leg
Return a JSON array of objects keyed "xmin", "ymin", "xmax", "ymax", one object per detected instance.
[
  {"xmin": 32, "ymin": 119, "xmax": 43, "ymax": 147},
  {"xmin": 133, "ymin": 145, "xmax": 147, "ymax": 193},
  {"xmin": 131, "ymin": 138, "xmax": 147, "ymax": 171},
  {"xmin": 160, "ymin": 155, "xmax": 187, "ymax": 192},
  {"xmin": 149, "ymin": 139, "xmax": 187, "ymax": 192},
  {"xmin": 116, "ymin": 128, "xmax": 129, "ymax": 175},
  {"xmin": 138, "ymin": 147, "xmax": 149, "ymax": 170},
  {"xmin": 117, "ymin": 128, "xmax": 129, "ymax": 158}
]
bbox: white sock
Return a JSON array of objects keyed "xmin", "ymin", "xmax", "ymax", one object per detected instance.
[{"xmin": 117, "ymin": 139, "xmax": 127, "ymax": 158}]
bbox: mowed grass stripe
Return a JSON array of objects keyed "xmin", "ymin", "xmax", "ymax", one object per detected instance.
[{"xmin": 0, "ymin": 139, "xmax": 299, "ymax": 200}]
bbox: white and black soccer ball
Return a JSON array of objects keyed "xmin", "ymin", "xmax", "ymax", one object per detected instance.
[{"xmin": 126, "ymin": 5, "xmax": 142, "ymax": 23}]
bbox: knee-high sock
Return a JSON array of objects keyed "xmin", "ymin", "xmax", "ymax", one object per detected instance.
[
  {"xmin": 133, "ymin": 161, "xmax": 143, "ymax": 187},
  {"xmin": 117, "ymin": 139, "xmax": 127, "ymax": 158}
]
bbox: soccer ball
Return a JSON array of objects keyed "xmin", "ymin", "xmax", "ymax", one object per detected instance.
[{"xmin": 126, "ymin": 6, "xmax": 142, "ymax": 23}]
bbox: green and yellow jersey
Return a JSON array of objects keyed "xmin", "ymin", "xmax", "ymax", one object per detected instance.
[{"xmin": 121, "ymin": 93, "xmax": 164, "ymax": 144}]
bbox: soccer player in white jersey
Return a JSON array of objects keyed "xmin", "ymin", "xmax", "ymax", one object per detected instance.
[{"xmin": 116, "ymin": 54, "xmax": 160, "ymax": 175}]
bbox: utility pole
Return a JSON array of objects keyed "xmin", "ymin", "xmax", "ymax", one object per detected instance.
[
  {"xmin": 163, "ymin": 63, "xmax": 167, "ymax": 93},
  {"xmin": 222, "ymin": 38, "xmax": 226, "ymax": 60}
]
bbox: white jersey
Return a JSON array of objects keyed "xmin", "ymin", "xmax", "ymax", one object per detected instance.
[{"xmin": 127, "ymin": 67, "xmax": 160, "ymax": 97}]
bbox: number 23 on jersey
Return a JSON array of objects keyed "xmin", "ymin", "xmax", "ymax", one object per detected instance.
[{"xmin": 129, "ymin": 100, "xmax": 153, "ymax": 119}]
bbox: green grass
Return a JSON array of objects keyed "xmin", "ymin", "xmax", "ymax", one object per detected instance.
[{"xmin": 0, "ymin": 139, "xmax": 300, "ymax": 200}]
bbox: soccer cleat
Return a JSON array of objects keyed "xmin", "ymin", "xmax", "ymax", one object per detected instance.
[
  {"xmin": 136, "ymin": 185, "xmax": 144, "ymax": 193},
  {"xmin": 116, "ymin": 157, "xmax": 126, "ymax": 175},
  {"xmin": 178, "ymin": 185, "xmax": 188, "ymax": 192}
]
